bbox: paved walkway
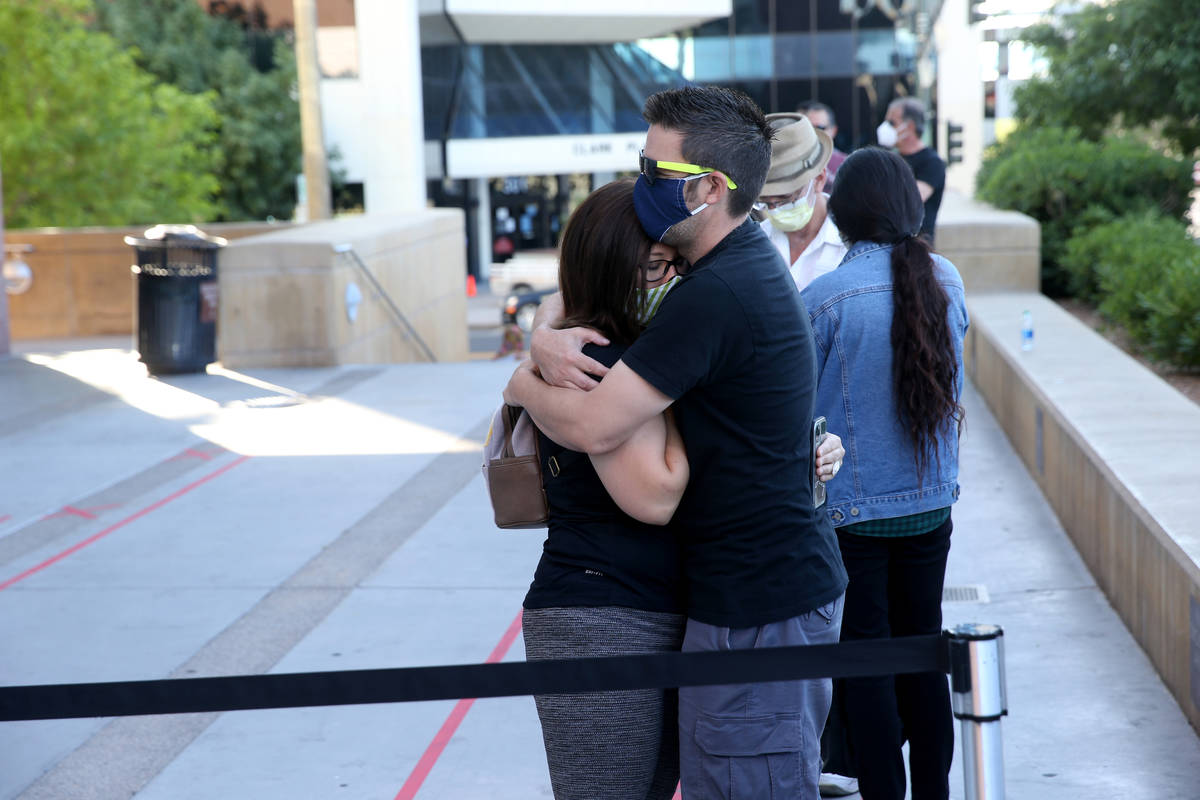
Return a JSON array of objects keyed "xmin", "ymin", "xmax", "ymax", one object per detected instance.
[{"xmin": 1, "ymin": 339, "xmax": 1198, "ymax": 799}]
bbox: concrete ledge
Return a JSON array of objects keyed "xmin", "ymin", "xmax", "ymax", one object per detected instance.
[
  {"xmin": 936, "ymin": 191, "xmax": 1041, "ymax": 294},
  {"xmin": 217, "ymin": 210, "xmax": 468, "ymax": 367},
  {"xmin": 5, "ymin": 222, "xmax": 291, "ymax": 340},
  {"xmin": 965, "ymin": 292, "xmax": 1200, "ymax": 733}
]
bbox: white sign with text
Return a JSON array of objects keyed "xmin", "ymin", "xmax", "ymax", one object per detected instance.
[{"xmin": 446, "ymin": 133, "xmax": 646, "ymax": 178}]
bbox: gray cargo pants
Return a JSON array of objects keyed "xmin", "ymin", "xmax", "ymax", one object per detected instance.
[{"xmin": 678, "ymin": 594, "xmax": 844, "ymax": 799}]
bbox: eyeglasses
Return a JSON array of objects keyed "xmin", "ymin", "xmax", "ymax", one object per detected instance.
[
  {"xmin": 753, "ymin": 178, "xmax": 816, "ymax": 212},
  {"xmin": 642, "ymin": 255, "xmax": 689, "ymax": 283},
  {"xmin": 639, "ymin": 150, "xmax": 738, "ymax": 190}
]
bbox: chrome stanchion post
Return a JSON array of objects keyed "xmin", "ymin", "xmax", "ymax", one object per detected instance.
[{"xmin": 948, "ymin": 623, "xmax": 1007, "ymax": 800}]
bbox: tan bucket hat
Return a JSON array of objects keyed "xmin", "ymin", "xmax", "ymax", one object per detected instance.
[{"xmin": 760, "ymin": 112, "xmax": 833, "ymax": 197}]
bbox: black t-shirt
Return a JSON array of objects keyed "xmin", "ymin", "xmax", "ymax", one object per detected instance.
[
  {"xmin": 523, "ymin": 343, "xmax": 686, "ymax": 614},
  {"xmin": 621, "ymin": 219, "xmax": 847, "ymax": 628},
  {"xmin": 903, "ymin": 147, "xmax": 946, "ymax": 241}
]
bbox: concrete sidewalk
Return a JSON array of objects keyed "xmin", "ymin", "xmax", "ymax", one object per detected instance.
[{"xmin": 0, "ymin": 339, "xmax": 1197, "ymax": 799}]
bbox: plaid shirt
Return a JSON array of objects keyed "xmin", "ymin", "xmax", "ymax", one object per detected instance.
[{"xmin": 841, "ymin": 506, "xmax": 951, "ymax": 538}]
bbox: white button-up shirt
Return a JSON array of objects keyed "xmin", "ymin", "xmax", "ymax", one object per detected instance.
[{"xmin": 761, "ymin": 203, "xmax": 847, "ymax": 291}]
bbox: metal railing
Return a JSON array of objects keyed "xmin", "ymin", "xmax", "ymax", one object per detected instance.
[{"xmin": 333, "ymin": 244, "xmax": 437, "ymax": 363}]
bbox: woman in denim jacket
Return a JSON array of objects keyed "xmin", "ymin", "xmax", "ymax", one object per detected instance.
[{"xmin": 800, "ymin": 147, "xmax": 968, "ymax": 800}]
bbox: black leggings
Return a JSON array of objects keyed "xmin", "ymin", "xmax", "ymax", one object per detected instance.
[{"xmin": 833, "ymin": 516, "xmax": 955, "ymax": 800}]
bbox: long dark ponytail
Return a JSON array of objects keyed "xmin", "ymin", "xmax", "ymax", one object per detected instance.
[{"xmin": 828, "ymin": 147, "xmax": 963, "ymax": 477}]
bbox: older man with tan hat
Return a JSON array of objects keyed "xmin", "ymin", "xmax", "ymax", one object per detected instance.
[
  {"xmin": 760, "ymin": 113, "xmax": 859, "ymax": 799},
  {"xmin": 756, "ymin": 112, "xmax": 847, "ymax": 291}
]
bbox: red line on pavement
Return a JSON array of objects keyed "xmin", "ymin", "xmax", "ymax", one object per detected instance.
[
  {"xmin": 45, "ymin": 503, "xmax": 123, "ymax": 521},
  {"xmin": 48, "ymin": 505, "xmax": 97, "ymax": 520},
  {"xmin": 0, "ymin": 456, "xmax": 250, "ymax": 592},
  {"xmin": 172, "ymin": 448, "xmax": 215, "ymax": 461},
  {"xmin": 393, "ymin": 610, "xmax": 524, "ymax": 800}
]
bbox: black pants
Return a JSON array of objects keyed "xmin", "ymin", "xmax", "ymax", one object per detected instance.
[{"xmin": 834, "ymin": 517, "xmax": 955, "ymax": 800}]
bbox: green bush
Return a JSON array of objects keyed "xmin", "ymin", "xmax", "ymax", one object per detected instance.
[
  {"xmin": 1058, "ymin": 205, "xmax": 1118, "ymax": 301},
  {"xmin": 1141, "ymin": 258, "xmax": 1200, "ymax": 368},
  {"xmin": 976, "ymin": 126, "xmax": 1194, "ymax": 296},
  {"xmin": 1065, "ymin": 210, "xmax": 1200, "ymax": 367}
]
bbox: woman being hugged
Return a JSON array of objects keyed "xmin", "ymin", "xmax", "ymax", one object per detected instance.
[
  {"xmin": 801, "ymin": 148, "xmax": 968, "ymax": 800},
  {"xmin": 519, "ymin": 176, "xmax": 847, "ymax": 799},
  {"xmin": 520, "ymin": 178, "xmax": 690, "ymax": 800}
]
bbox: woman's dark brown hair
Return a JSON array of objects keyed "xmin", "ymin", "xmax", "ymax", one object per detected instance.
[
  {"xmin": 557, "ymin": 178, "xmax": 650, "ymax": 346},
  {"xmin": 828, "ymin": 147, "xmax": 964, "ymax": 477}
]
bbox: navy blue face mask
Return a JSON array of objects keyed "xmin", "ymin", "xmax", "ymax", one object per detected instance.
[{"xmin": 633, "ymin": 173, "xmax": 711, "ymax": 242}]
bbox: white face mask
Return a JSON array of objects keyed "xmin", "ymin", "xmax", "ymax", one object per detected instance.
[{"xmin": 877, "ymin": 120, "xmax": 899, "ymax": 148}]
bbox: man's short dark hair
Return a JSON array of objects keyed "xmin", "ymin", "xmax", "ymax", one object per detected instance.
[
  {"xmin": 643, "ymin": 86, "xmax": 773, "ymax": 217},
  {"xmin": 890, "ymin": 97, "xmax": 927, "ymax": 137},
  {"xmin": 797, "ymin": 100, "xmax": 836, "ymax": 129}
]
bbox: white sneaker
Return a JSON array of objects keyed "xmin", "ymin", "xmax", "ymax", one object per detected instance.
[{"xmin": 819, "ymin": 772, "xmax": 860, "ymax": 797}]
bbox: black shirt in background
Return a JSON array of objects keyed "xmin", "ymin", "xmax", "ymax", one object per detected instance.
[
  {"xmin": 523, "ymin": 342, "xmax": 686, "ymax": 615},
  {"xmin": 622, "ymin": 219, "xmax": 847, "ymax": 629},
  {"xmin": 903, "ymin": 147, "xmax": 946, "ymax": 242}
]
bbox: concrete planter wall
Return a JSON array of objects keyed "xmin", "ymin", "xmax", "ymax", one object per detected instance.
[
  {"xmin": 5, "ymin": 222, "xmax": 289, "ymax": 340},
  {"xmin": 939, "ymin": 192, "xmax": 1199, "ymax": 733},
  {"xmin": 216, "ymin": 209, "xmax": 468, "ymax": 367},
  {"xmin": 935, "ymin": 190, "xmax": 1041, "ymax": 295},
  {"xmin": 5, "ymin": 210, "xmax": 468, "ymax": 366},
  {"xmin": 965, "ymin": 293, "xmax": 1200, "ymax": 734}
]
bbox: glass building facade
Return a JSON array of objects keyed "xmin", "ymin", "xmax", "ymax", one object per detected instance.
[
  {"xmin": 419, "ymin": 25, "xmax": 694, "ymax": 266},
  {"xmin": 422, "ymin": 42, "xmax": 691, "ymax": 141},
  {"xmin": 641, "ymin": 0, "xmax": 921, "ymax": 153},
  {"xmin": 417, "ymin": 0, "xmax": 925, "ymax": 274},
  {"xmin": 422, "ymin": 1, "xmax": 921, "ymax": 152}
]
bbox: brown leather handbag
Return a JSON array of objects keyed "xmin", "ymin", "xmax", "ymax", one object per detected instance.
[{"xmin": 481, "ymin": 404, "xmax": 549, "ymax": 529}]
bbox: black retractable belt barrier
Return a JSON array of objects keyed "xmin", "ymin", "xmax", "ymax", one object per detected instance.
[{"xmin": 0, "ymin": 634, "xmax": 949, "ymax": 723}]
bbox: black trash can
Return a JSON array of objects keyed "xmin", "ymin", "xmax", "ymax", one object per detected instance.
[{"xmin": 125, "ymin": 224, "xmax": 227, "ymax": 375}]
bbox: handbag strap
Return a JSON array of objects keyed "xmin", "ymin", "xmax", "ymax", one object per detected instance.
[
  {"xmin": 501, "ymin": 404, "xmax": 550, "ymax": 474},
  {"xmin": 531, "ymin": 412, "xmax": 544, "ymax": 466},
  {"xmin": 501, "ymin": 404, "xmax": 521, "ymax": 459}
]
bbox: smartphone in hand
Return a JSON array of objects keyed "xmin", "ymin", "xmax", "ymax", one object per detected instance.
[{"xmin": 813, "ymin": 416, "xmax": 827, "ymax": 508}]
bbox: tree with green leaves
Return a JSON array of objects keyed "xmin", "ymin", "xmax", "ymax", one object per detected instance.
[
  {"xmin": 0, "ymin": 0, "xmax": 220, "ymax": 229},
  {"xmin": 1015, "ymin": 0, "xmax": 1200, "ymax": 156},
  {"xmin": 93, "ymin": 0, "xmax": 302, "ymax": 222}
]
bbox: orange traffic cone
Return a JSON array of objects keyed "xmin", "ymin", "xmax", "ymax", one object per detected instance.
[{"xmin": 466, "ymin": 274, "xmax": 477, "ymax": 297}]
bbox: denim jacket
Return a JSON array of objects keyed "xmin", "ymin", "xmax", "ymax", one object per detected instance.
[{"xmin": 800, "ymin": 241, "xmax": 969, "ymax": 528}]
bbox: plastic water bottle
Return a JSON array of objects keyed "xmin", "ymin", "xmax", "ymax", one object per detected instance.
[{"xmin": 1021, "ymin": 309, "xmax": 1034, "ymax": 351}]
